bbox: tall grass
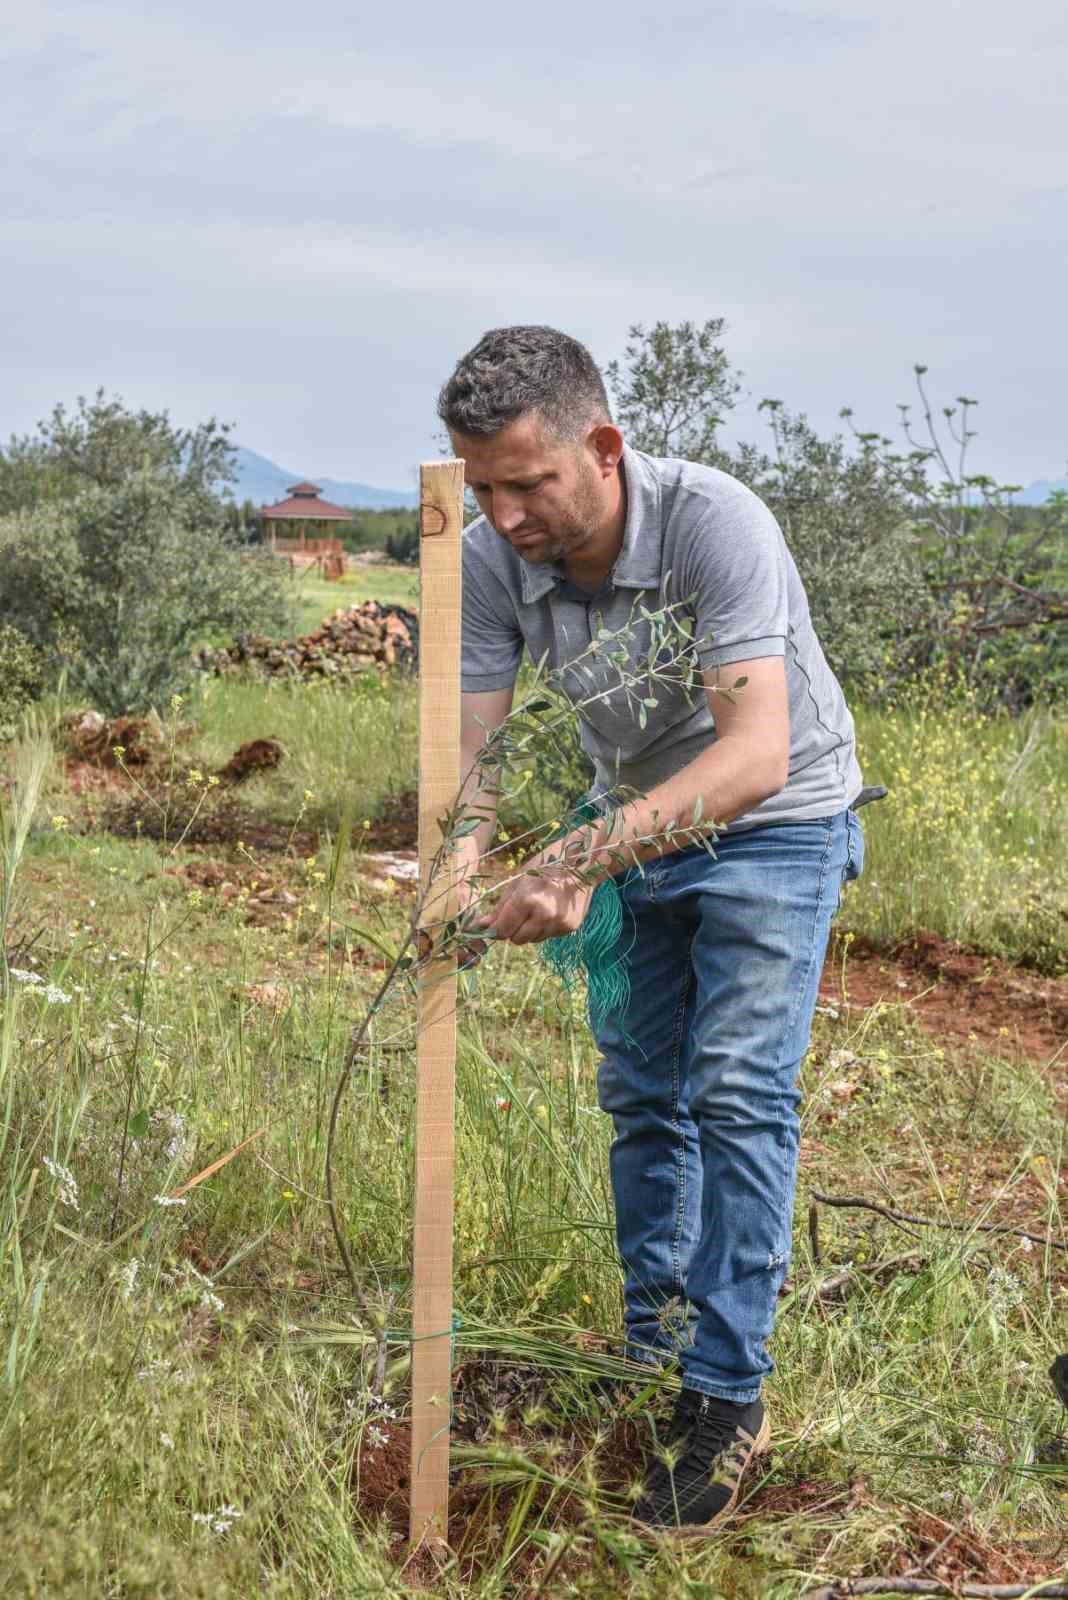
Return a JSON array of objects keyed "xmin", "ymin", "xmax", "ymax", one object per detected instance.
[
  {"xmin": 191, "ymin": 673, "xmax": 417, "ymax": 831},
  {"xmin": 0, "ymin": 682, "xmax": 1065, "ymax": 1595},
  {"xmin": 192, "ymin": 666, "xmax": 1067, "ymax": 971},
  {"xmin": 846, "ymin": 676, "xmax": 1068, "ymax": 970}
]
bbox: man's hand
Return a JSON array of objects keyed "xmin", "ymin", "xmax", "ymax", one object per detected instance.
[{"xmin": 477, "ymin": 858, "xmax": 594, "ymax": 946}]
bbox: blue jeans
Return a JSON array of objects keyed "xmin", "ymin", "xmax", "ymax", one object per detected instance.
[{"xmin": 594, "ymin": 809, "xmax": 864, "ymax": 1402}]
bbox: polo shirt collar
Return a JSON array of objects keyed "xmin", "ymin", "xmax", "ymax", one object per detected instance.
[{"xmin": 516, "ymin": 444, "xmax": 664, "ymax": 604}]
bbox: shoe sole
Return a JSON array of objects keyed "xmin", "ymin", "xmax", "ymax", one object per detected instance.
[{"xmin": 628, "ymin": 1414, "xmax": 771, "ymax": 1541}]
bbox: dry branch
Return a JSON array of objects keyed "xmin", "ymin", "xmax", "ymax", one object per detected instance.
[
  {"xmin": 807, "ymin": 1580, "xmax": 1068, "ymax": 1598},
  {"xmin": 809, "ymin": 1192, "xmax": 1067, "ymax": 1254}
]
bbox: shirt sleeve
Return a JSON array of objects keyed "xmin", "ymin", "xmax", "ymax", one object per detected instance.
[
  {"xmin": 681, "ymin": 481, "xmax": 789, "ymax": 669},
  {"xmin": 461, "ymin": 543, "xmax": 524, "ymax": 692}
]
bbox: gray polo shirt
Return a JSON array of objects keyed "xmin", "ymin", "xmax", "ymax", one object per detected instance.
[{"xmin": 461, "ymin": 445, "xmax": 862, "ymax": 830}]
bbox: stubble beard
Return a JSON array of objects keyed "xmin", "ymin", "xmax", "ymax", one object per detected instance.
[{"xmin": 514, "ymin": 461, "xmax": 604, "ymax": 565}]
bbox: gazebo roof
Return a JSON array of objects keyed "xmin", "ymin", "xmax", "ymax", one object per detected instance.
[{"xmin": 262, "ymin": 481, "xmax": 352, "ymax": 521}]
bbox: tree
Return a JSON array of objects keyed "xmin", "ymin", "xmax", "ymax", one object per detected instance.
[
  {"xmin": 854, "ymin": 369, "xmax": 1068, "ymax": 705},
  {"xmin": 730, "ymin": 402, "xmax": 931, "ymax": 690},
  {"xmin": 605, "ymin": 320, "xmax": 740, "ymax": 462},
  {"xmin": 608, "ymin": 324, "xmax": 1068, "ymax": 704},
  {"xmin": 0, "ymin": 389, "xmax": 235, "ymax": 513},
  {"xmin": 0, "ymin": 394, "xmax": 293, "ymax": 714}
]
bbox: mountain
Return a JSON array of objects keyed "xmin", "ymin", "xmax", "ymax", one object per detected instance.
[{"xmin": 225, "ymin": 446, "xmax": 418, "ymax": 510}]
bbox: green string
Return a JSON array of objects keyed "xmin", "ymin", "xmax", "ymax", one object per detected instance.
[{"xmin": 540, "ymin": 803, "xmax": 632, "ymax": 1037}]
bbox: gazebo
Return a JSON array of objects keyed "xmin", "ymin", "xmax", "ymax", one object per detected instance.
[
  {"xmin": 261, "ymin": 481, "xmax": 352, "ymax": 577},
  {"xmin": 261, "ymin": 481, "xmax": 352, "ymax": 548}
]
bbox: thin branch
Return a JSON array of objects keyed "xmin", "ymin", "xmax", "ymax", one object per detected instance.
[
  {"xmin": 806, "ymin": 1580, "xmax": 1068, "ymax": 1599},
  {"xmin": 810, "ymin": 1192, "xmax": 1067, "ymax": 1253}
]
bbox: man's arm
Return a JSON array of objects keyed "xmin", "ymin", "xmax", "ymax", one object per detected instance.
[
  {"xmin": 584, "ymin": 655, "xmax": 789, "ymax": 872},
  {"xmin": 480, "ymin": 656, "xmax": 789, "ymax": 945}
]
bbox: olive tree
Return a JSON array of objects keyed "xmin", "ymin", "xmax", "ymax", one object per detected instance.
[{"xmin": 0, "ymin": 393, "xmax": 293, "ymax": 714}]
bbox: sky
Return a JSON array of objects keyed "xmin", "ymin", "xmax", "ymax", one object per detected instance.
[{"xmin": 3, "ymin": 0, "xmax": 1066, "ymax": 493}]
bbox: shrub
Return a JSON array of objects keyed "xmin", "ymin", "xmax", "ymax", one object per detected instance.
[
  {"xmin": 608, "ymin": 323, "xmax": 1068, "ymax": 706},
  {"xmin": 0, "ymin": 624, "xmax": 45, "ymax": 741},
  {"xmin": 0, "ymin": 479, "xmax": 294, "ymax": 716}
]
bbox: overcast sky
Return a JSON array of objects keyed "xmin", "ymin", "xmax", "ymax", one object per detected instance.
[{"xmin": 3, "ymin": 1, "xmax": 1066, "ymax": 491}]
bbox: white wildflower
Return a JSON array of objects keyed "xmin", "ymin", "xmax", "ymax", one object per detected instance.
[
  {"xmin": 154, "ymin": 1194, "xmax": 187, "ymax": 1208},
  {"xmin": 43, "ymin": 984, "xmax": 72, "ymax": 1006},
  {"xmin": 43, "ymin": 1156, "xmax": 79, "ymax": 1212},
  {"xmin": 193, "ymin": 1504, "xmax": 243, "ymax": 1535},
  {"xmin": 365, "ymin": 1424, "xmax": 389, "ymax": 1450},
  {"xmin": 9, "ymin": 968, "xmax": 43, "ymax": 985},
  {"xmin": 118, "ymin": 1258, "xmax": 141, "ymax": 1300},
  {"xmin": 199, "ymin": 1290, "xmax": 224, "ymax": 1315},
  {"xmin": 985, "ymin": 1265, "xmax": 1024, "ymax": 1316},
  {"xmin": 159, "ymin": 1431, "xmax": 175, "ymax": 1450}
]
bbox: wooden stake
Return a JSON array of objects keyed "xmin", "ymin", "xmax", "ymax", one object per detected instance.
[{"xmin": 409, "ymin": 458, "xmax": 464, "ymax": 1548}]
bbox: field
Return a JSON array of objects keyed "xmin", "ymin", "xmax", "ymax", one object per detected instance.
[
  {"xmin": 2, "ymin": 572, "xmax": 1067, "ymax": 1599},
  {"xmin": 289, "ymin": 560, "xmax": 419, "ymax": 635}
]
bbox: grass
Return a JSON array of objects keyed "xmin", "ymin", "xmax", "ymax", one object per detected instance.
[
  {"xmin": 290, "ymin": 564, "xmax": 418, "ymax": 636},
  {"xmin": 845, "ymin": 676, "xmax": 1068, "ymax": 972},
  {"xmin": 1, "ymin": 669, "xmax": 1067, "ymax": 1596},
  {"xmin": 192, "ymin": 672, "xmax": 417, "ymax": 832}
]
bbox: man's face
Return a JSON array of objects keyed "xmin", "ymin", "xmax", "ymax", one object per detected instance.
[{"xmin": 450, "ymin": 414, "xmax": 615, "ymax": 565}]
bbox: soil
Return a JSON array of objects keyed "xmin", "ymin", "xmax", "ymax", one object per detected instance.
[
  {"xmin": 344, "ymin": 1362, "xmax": 1067, "ymax": 1592},
  {"xmin": 823, "ymin": 930, "xmax": 1068, "ymax": 1069}
]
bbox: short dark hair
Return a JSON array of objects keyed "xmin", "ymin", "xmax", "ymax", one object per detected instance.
[{"xmin": 437, "ymin": 325, "xmax": 612, "ymax": 441}]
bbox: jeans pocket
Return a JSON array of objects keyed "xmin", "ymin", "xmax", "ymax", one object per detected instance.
[{"xmin": 844, "ymin": 809, "xmax": 865, "ymax": 883}]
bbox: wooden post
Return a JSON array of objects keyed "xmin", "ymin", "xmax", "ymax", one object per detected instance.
[{"xmin": 409, "ymin": 458, "xmax": 464, "ymax": 1547}]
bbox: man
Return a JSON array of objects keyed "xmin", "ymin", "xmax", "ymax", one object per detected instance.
[{"xmin": 439, "ymin": 325, "xmax": 865, "ymax": 1534}]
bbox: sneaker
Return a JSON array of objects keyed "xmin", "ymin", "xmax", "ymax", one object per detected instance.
[{"xmin": 631, "ymin": 1388, "xmax": 770, "ymax": 1535}]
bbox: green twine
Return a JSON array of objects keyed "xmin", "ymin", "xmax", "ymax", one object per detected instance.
[{"xmin": 540, "ymin": 802, "xmax": 632, "ymax": 1037}]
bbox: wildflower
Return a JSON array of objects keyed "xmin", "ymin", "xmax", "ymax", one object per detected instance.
[
  {"xmin": 192, "ymin": 1505, "xmax": 243, "ymax": 1535},
  {"xmin": 43, "ymin": 1156, "xmax": 79, "ymax": 1211},
  {"xmin": 51, "ymin": 814, "xmax": 70, "ymax": 832},
  {"xmin": 304, "ymin": 790, "xmax": 315, "ymax": 802},
  {"xmin": 186, "ymin": 768, "xmax": 204, "ymax": 787},
  {"xmin": 495, "ymin": 1097, "xmax": 511, "ymax": 1112},
  {"xmin": 365, "ymin": 1424, "xmax": 389, "ymax": 1450},
  {"xmin": 154, "ymin": 1194, "xmax": 187, "ymax": 1208},
  {"xmin": 207, "ymin": 774, "xmax": 220, "ymax": 787},
  {"xmin": 159, "ymin": 1432, "xmax": 175, "ymax": 1450},
  {"xmin": 118, "ymin": 1258, "xmax": 141, "ymax": 1299},
  {"xmin": 112, "ymin": 745, "xmax": 126, "ymax": 759},
  {"xmin": 9, "ymin": 968, "xmax": 43, "ymax": 985},
  {"xmin": 362, "ymin": 819, "xmax": 371, "ymax": 830},
  {"xmin": 985, "ymin": 1266, "xmax": 1024, "ymax": 1316},
  {"xmin": 199, "ymin": 1290, "xmax": 224, "ymax": 1315}
]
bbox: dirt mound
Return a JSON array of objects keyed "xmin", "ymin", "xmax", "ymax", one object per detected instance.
[
  {"xmin": 195, "ymin": 601, "xmax": 419, "ymax": 681},
  {"xmin": 823, "ymin": 930, "xmax": 1068, "ymax": 1066},
  {"xmin": 215, "ymin": 737, "xmax": 285, "ymax": 784},
  {"xmin": 64, "ymin": 710, "xmax": 173, "ymax": 767}
]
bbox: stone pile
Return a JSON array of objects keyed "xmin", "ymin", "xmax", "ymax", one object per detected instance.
[{"xmin": 195, "ymin": 601, "xmax": 419, "ymax": 680}]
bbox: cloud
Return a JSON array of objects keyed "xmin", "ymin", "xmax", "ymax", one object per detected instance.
[{"xmin": 1, "ymin": 0, "xmax": 1065, "ymax": 483}]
